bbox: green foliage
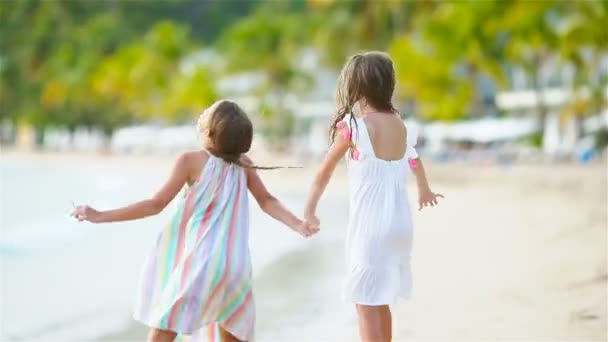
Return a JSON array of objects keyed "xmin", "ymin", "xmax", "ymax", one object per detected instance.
[
  {"xmin": 257, "ymin": 102, "xmax": 296, "ymax": 148},
  {"xmin": 308, "ymin": 0, "xmax": 430, "ymax": 68},
  {"xmin": 218, "ymin": 8, "xmax": 308, "ymax": 87},
  {"xmin": 557, "ymin": 1, "xmax": 608, "ymax": 123},
  {"xmin": 90, "ymin": 21, "xmax": 216, "ymax": 125},
  {"xmin": 523, "ymin": 132, "xmax": 544, "ymax": 148},
  {"xmin": 1, "ymin": 0, "xmax": 606, "ymax": 140},
  {"xmin": 0, "ymin": 0, "xmax": 248, "ymax": 134},
  {"xmin": 390, "ymin": 36, "xmax": 472, "ymax": 121},
  {"xmin": 393, "ymin": 1, "xmax": 604, "ymax": 123},
  {"xmin": 595, "ymin": 128, "xmax": 608, "ymax": 151},
  {"xmin": 163, "ymin": 67, "xmax": 217, "ymax": 123},
  {"xmin": 217, "ymin": 7, "xmax": 312, "ymax": 146}
]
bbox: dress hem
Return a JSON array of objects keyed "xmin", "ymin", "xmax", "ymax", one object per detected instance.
[
  {"xmin": 132, "ymin": 313, "xmax": 252, "ymax": 341},
  {"xmin": 342, "ymin": 289, "xmax": 412, "ymax": 306}
]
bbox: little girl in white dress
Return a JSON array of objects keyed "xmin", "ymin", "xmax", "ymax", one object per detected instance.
[
  {"xmin": 304, "ymin": 51, "xmax": 443, "ymax": 341},
  {"xmin": 340, "ymin": 113, "xmax": 419, "ymax": 305}
]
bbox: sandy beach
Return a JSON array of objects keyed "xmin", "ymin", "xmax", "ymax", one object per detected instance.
[
  {"xmin": 1, "ymin": 151, "xmax": 606, "ymax": 341},
  {"xmin": 255, "ymin": 161, "xmax": 607, "ymax": 341},
  {"xmin": 347, "ymin": 163, "xmax": 607, "ymax": 341}
]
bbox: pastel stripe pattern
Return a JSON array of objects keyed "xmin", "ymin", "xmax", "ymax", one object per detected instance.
[{"xmin": 133, "ymin": 155, "xmax": 254, "ymax": 341}]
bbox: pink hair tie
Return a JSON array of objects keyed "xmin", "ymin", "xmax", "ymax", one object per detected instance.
[
  {"xmin": 341, "ymin": 128, "xmax": 352, "ymax": 140},
  {"xmin": 352, "ymin": 149, "xmax": 362, "ymax": 161},
  {"xmin": 408, "ymin": 158, "xmax": 417, "ymax": 168},
  {"xmin": 336, "ymin": 120, "xmax": 347, "ymax": 129}
]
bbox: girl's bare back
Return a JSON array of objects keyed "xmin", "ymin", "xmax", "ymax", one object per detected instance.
[{"xmin": 361, "ymin": 113, "xmax": 407, "ymax": 161}]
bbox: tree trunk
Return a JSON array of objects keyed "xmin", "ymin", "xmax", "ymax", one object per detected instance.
[
  {"xmin": 190, "ymin": 0, "xmax": 208, "ymax": 39},
  {"xmin": 34, "ymin": 125, "xmax": 45, "ymax": 149},
  {"xmin": 530, "ymin": 58, "xmax": 548, "ymax": 140},
  {"xmin": 272, "ymin": 86, "xmax": 292, "ymax": 152},
  {"xmin": 575, "ymin": 115, "xmax": 584, "ymax": 139},
  {"xmin": 467, "ymin": 62, "xmax": 484, "ymax": 117}
]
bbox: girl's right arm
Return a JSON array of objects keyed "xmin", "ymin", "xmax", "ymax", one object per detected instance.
[
  {"xmin": 303, "ymin": 132, "xmax": 349, "ymax": 226},
  {"xmin": 72, "ymin": 152, "xmax": 198, "ymax": 223},
  {"xmin": 244, "ymin": 157, "xmax": 312, "ymax": 237}
]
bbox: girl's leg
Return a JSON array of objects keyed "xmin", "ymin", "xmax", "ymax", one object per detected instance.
[
  {"xmin": 381, "ymin": 305, "xmax": 392, "ymax": 339},
  {"xmin": 355, "ymin": 304, "xmax": 392, "ymax": 342},
  {"xmin": 219, "ymin": 324, "xmax": 243, "ymax": 342},
  {"xmin": 147, "ymin": 328, "xmax": 177, "ymax": 342}
]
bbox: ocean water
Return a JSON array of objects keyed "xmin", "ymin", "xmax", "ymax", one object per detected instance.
[{"xmin": 0, "ymin": 154, "xmax": 352, "ymax": 341}]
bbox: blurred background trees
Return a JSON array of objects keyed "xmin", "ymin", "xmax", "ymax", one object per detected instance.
[{"xmin": 1, "ymin": 0, "xmax": 606, "ymax": 144}]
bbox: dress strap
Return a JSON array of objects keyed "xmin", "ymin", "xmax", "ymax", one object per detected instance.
[
  {"xmin": 405, "ymin": 126, "xmax": 419, "ymax": 160},
  {"xmin": 351, "ymin": 117, "xmax": 375, "ymax": 156},
  {"xmin": 337, "ymin": 114, "xmax": 373, "ymax": 161}
]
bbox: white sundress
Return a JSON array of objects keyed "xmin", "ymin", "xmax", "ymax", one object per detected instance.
[{"xmin": 340, "ymin": 114, "xmax": 418, "ymax": 306}]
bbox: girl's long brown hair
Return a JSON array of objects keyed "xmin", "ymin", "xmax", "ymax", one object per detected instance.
[
  {"xmin": 200, "ymin": 100, "xmax": 300, "ymax": 170},
  {"xmin": 330, "ymin": 52, "xmax": 398, "ymax": 150}
]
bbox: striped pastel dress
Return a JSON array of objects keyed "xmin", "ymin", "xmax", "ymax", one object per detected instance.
[{"xmin": 133, "ymin": 154, "xmax": 254, "ymax": 341}]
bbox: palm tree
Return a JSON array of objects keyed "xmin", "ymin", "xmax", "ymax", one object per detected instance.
[
  {"xmin": 309, "ymin": 0, "xmax": 432, "ymax": 68},
  {"xmin": 217, "ymin": 7, "xmax": 311, "ymax": 146},
  {"xmin": 90, "ymin": 21, "xmax": 215, "ymax": 128},
  {"xmin": 558, "ymin": 0, "xmax": 608, "ymax": 137}
]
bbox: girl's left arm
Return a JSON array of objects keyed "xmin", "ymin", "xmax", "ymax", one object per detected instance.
[
  {"xmin": 303, "ymin": 134, "xmax": 349, "ymax": 225},
  {"xmin": 72, "ymin": 153, "xmax": 193, "ymax": 223},
  {"xmin": 243, "ymin": 156, "xmax": 311, "ymax": 237},
  {"xmin": 410, "ymin": 157, "xmax": 444, "ymax": 210}
]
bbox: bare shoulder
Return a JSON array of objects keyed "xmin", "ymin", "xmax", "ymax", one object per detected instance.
[
  {"xmin": 240, "ymin": 154, "xmax": 255, "ymax": 172},
  {"xmin": 240, "ymin": 154, "xmax": 253, "ymax": 164},
  {"xmin": 366, "ymin": 112, "xmax": 406, "ymax": 133},
  {"xmin": 179, "ymin": 150, "xmax": 210, "ymax": 184},
  {"xmin": 178, "ymin": 149, "xmax": 209, "ymax": 165},
  {"xmin": 392, "ymin": 114, "xmax": 407, "ymax": 134}
]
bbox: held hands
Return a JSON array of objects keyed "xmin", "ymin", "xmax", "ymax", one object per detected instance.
[
  {"xmin": 418, "ymin": 189, "xmax": 444, "ymax": 211},
  {"xmin": 71, "ymin": 204, "xmax": 103, "ymax": 223},
  {"xmin": 305, "ymin": 214, "xmax": 320, "ymax": 234},
  {"xmin": 294, "ymin": 214, "xmax": 320, "ymax": 238}
]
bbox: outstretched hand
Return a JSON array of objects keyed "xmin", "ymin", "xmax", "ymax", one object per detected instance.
[
  {"xmin": 418, "ymin": 190, "xmax": 444, "ymax": 211},
  {"xmin": 71, "ymin": 205, "xmax": 103, "ymax": 223}
]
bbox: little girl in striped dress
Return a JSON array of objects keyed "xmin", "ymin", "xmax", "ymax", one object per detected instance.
[{"xmin": 72, "ymin": 100, "xmax": 316, "ymax": 342}]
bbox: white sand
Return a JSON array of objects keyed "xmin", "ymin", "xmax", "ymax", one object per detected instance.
[
  {"xmin": 2, "ymin": 151, "xmax": 605, "ymax": 341},
  {"xmin": 253, "ymin": 162, "xmax": 607, "ymax": 341},
  {"xmin": 332, "ymin": 163, "xmax": 607, "ymax": 341}
]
